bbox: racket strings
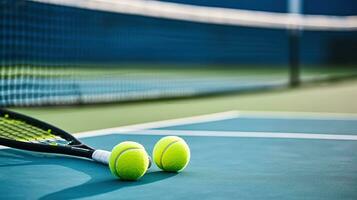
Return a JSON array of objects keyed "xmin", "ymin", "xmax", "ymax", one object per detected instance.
[{"xmin": 0, "ymin": 115, "xmax": 69, "ymax": 145}]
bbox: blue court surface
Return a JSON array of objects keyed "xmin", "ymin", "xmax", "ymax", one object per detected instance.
[{"xmin": 1, "ymin": 111, "xmax": 357, "ymax": 199}]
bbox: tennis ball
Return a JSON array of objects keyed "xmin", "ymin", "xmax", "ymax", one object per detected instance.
[
  {"xmin": 153, "ymin": 136, "xmax": 190, "ymax": 172},
  {"xmin": 109, "ymin": 141, "xmax": 149, "ymax": 181}
]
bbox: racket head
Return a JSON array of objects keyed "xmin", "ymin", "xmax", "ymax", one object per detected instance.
[{"xmin": 0, "ymin": 109, "xmax": 94, "ymax": 158}]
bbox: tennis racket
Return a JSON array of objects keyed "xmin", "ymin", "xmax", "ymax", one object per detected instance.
[{"xmin": 0, "ymin": 108, "xmax": 151, "ymax": 167}]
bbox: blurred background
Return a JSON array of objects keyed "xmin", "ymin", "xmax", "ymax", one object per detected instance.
[{"xmin": 0, "ymin": 0, "xmax": 356, "ymax": 132}]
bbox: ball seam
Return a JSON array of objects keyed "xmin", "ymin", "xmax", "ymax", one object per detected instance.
[
  {"xmin": 114, "ymin": 147, "xmax": 142, "ymax": 179},
  {"xmin": 160, "ymin": 140, "xmax": 180, "ymax": 171}
]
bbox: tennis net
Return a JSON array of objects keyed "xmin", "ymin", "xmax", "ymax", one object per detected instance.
[{"xmin": 1, "ymin": 0, "xmax": 357, "ymax": 106}]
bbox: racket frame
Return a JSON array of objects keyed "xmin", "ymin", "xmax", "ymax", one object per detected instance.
[{"xmin": 0, "ymin": 108, "xmax": 94, "ymax": 159}]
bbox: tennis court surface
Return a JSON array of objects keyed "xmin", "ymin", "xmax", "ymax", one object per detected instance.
[
  {"xmin": 1, "ymin": 0, "xmax": 357, "ymax": 199},
  {"xmin": 1, "ymin": 111, "xmax": 356, "ymax": 199}
]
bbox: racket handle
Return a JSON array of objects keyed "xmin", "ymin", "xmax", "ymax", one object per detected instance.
[
  {"xmin": 92, "ymin": 149, "xmax": 152, "ymax": 169},
  {"xmin": 92, "ymin": 149, "xmax": 111, "ymax": 165}
]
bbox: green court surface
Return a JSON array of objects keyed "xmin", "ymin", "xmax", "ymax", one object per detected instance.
[{"xmin": 12, "ymin": 79, "xmax": 357, "ymax": 133}]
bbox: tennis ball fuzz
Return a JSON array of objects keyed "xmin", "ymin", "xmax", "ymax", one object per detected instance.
[
  {"xmin": 153, "ymin": 136, "xmax": 190, "ymax": 172},
  {"xmin": 109, "ymin": 141, "xmax": 149, "ymax": 181}
]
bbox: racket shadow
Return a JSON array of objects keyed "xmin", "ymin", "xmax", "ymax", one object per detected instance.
[
  {"xmin": 0, "ymin": 149, "xmax": 177, "ymax": 199},
  {"xmin": 40, "ymin": 171, "xmax": 177, "ymax": 200}
]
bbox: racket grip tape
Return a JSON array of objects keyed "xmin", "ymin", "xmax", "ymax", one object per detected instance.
[{"xmin": 92, "ymin": 149, "xmax": 111, "ymax": 165}]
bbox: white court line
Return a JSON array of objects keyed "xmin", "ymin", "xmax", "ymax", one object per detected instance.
[
  {"xmin": 120, "ymin": 129, "xmax": 357, "ymax": 141},
  {"xmin": 76, "ymin": 110, "xmax": 357, "ymax": 139},
  {"xmin": 0, "ymin": 111, "xmax": 239, "ymax": 149},
  {"xmin": 236, "ymin": 110, "xmax": 357, "ymax": 120},
  {"xmin": 76, "ymin": 111, "xmax": 240, "ymax": 138},
  {"xmin": 1, "ymin": 110, "xmax": 357, "ymax": 150},
  {"xmin": 0, "ymin": 111, "xmax": 237, "ymax": 149}
]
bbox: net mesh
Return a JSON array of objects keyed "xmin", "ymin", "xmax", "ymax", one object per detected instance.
[{"xmin": 1, "ymin": 0, "xmax": 357, "ymax": 106}]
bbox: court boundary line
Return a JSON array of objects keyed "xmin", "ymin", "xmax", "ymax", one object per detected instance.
[
  {"xmin": 74, "ymin": 110, "xmax": 357, "ymax": 140},
  {"xmin": 76, "ymin": 110, "xmax": 357, "ymax": 139},
  {"xmin": 74, "ymin": 110, "xmax": 357, "ymax": 141},
  {"xmin": 236, "ymin": 110, "xmax": 357, "ymax": 120},
  {"xmin": 0, "ymin": 111, "xmax": 238, "ymax": 149},
  {"xmin": 76, "ymin": 111, "xmax": 240, "ymax": 138},
  {"xmin": 119, "ymin": 129, "xmax": 357, "ymax": 141}
]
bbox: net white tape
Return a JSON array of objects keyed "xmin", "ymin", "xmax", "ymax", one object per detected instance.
[{"xmin": 31, "ymin": 0, "xmax": 357, "ymax": 31}]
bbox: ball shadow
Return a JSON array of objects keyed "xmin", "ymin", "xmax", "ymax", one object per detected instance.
[
  {"xmin": 39, "ymin": 171, "xmax": 176, "ymax": 200},
  {"xmin": 0, "ymin": 149, "xmax": 177, "ymax": 199}
]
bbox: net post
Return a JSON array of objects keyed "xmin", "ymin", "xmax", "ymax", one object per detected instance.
[
  {"xmin": 288, "ymin": 0, "xmax": 302, "ymax": 87},
  {"xmin": 289, "ymin": 30, "xmax": 300, "ymax": 87}
]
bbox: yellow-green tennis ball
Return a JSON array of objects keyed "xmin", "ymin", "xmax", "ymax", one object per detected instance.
[
  {"xmin": 153, "ymin": 136, "xmax": 190, "ymax": 172},
  {"xmin": 109, "ymin": 141, "xmax": 149, "ymax": 181}
]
